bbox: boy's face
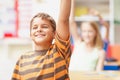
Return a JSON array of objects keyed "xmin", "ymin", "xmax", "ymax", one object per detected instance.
[{"xmin": 30, "ymin": 17, "xmax": 55, "ymax": 45}]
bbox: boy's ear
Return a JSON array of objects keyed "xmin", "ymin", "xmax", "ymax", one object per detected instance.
[{"xmin": 53, "ymin": 31, "xmax": 56, "ymax": 38}]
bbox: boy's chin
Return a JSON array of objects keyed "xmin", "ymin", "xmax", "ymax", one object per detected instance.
[{"xmin": 34, "ymin": 40, "xmax": 45, "ymax": 44}]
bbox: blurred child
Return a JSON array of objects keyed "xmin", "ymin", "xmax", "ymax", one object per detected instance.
[
  {"xmin": 88, "ymin": 8, "xmax": 110, "ymax": 54},
  {"xmin": 69, "ymin": 0, "xmax": 106, "ymax": 71},
  {"xmin": 12, "ymin": 0, "xmax": 72, "ymax": 80}
]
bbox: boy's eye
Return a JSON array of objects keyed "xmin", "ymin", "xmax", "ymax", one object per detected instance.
[
  {"xmin": 43, "ymin": 25, "xmax": 48, "ymax": 28},
  {"xmin": 32, "ymin": 25, "xmax": 38, "ymax": 29}
]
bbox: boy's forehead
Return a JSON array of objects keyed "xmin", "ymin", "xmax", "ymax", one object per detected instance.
[{"xmin": 32, "ymin": 17, "xmax": 50, "ymax": 24}]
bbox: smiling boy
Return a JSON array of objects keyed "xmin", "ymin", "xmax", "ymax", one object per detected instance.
[{"xmin": 12, "ymin": 0, "xmax": 71, "ymax": 80}]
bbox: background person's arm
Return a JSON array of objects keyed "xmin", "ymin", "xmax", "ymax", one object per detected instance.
[
  {"xmin": 88, "ymin": 8, "xmax": 110, "ymax": 42},
  {"xmin": 69, "ymin": 0, "xmax": 82, "ymax": 41},
  {"xmin": 96, "ymin": 50, "xmax": 106, "ymax": 71}
]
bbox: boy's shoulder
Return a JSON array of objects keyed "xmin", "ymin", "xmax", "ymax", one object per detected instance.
[{"xmin": 20, "ymin": 51, "xmax": 35, "ymax": 59}]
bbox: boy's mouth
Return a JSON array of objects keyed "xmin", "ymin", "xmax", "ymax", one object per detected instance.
[{"xmin": 35, "ymin": 34, "xmax": 45, "ymax": 38}]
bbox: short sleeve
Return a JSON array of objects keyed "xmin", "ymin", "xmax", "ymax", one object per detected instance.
[{"xmin": 54, "ymin": 34, "xmax": 72, "ymax": 60}]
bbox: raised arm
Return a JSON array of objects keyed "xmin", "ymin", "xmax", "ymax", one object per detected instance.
[
  {"xmin": 88, "ymin": 8, "xmax": 110, "ymax": 41},
  {"xmin": 69, "ymin": 0, "xmax": 82, "ymax": 41},
  {"xmin": 56, "ymin": 0, "xmax": 71, "ymax": 40},
  {"xmin": 99, "ymin": 15, "xmax": 110, "ymax": 41}
]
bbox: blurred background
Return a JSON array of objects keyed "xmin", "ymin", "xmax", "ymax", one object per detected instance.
[{"xmin": 0, "ymin": 0, "xmax": 120, "ymax": 80}]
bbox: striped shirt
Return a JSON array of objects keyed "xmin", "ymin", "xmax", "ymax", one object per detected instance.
[{"xmin": 12, "ymin": 34, "xmax": 72, "ymax": 80}]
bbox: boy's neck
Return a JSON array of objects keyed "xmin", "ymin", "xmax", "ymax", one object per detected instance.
[{"xmin": 34, "ymin": 43, "xmax": 52, "ymax": 51}]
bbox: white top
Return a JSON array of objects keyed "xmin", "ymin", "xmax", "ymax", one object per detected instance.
[{"xmin": 69, "ymin": 41, "xmax": 100, "ymax": 71}]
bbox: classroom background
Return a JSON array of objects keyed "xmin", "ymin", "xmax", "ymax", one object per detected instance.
[{"xmin": 0, "ymin": 0, "xmax": 120, "ymax": 80}]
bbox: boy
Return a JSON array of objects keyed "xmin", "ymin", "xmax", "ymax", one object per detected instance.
[{"xmin": 12, "ymin": 0, "xmax": 71, "ymax": 80}]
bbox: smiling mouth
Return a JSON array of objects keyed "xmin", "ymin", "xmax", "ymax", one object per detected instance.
[{"xmin": 35, "ymin": 34, "xmax": 45, "ymax": 38}]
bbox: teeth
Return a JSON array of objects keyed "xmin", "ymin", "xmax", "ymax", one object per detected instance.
[
  {"xmin": 36, "ymin": 34, "xmax": 45, "ymax": 37},
  {"xmin": 37, "ymin": 35, "xmax": 42, "ymax": 37}
]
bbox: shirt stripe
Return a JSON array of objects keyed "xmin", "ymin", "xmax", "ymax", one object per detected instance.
[{"xmin": 12, "ymin": 34, "xmax": 71, "ymax": 80}]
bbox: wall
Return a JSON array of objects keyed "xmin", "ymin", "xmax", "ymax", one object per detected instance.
[{"xmin": 114, "ymin": 0, "xmax": 120, "ymax": 44}]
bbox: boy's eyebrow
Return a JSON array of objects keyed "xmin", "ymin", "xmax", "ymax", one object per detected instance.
[{"xmin": 32, "ymin": 23, "xmax": 50, "ymax": 27}]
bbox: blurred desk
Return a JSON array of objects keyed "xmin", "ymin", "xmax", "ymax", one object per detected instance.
[
  {"xmin": 104, "ymin": 61, "xmax": 120, "ymax": 70},
  {"xmin": 69, "ymin": 71, "xmax": 120, "ymax": 80},
  {"xmin": 105, "ymin": 61, "xmax": 120, "ymax": 66}
]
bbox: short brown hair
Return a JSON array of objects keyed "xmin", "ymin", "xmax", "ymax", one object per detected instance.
[{"xmin": 30, "ymin": 12, "xmax": 56, "ymax": 32}]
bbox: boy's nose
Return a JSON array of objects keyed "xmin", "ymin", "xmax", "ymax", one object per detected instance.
[{"xmin": 37, "ymin": 27, "xmax": 42, "ymax": 32}]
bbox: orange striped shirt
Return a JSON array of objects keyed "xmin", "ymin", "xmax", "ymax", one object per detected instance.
[{"xmin": 12, "ymin": 34, "xmax": 72, "ymax": 80}]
